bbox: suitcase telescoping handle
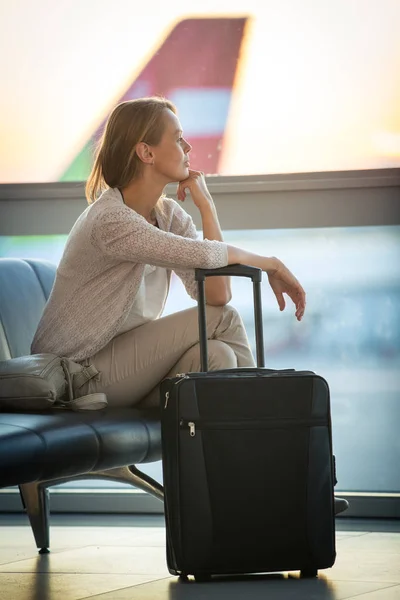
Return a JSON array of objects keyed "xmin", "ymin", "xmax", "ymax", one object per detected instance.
[{"xmin": 194, "ymin": 264, "xmax": 265, "ymax": 371}]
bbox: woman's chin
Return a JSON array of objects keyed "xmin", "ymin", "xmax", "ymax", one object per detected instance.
[
  {"xmin": 175, "ymin": 168, "xmax": 189, "ymax": 182},
  {"xmin": 164, "ymin": 167, "xmax": 189, "ymax": 183}
]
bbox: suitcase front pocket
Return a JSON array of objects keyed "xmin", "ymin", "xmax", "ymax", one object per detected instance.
[{"xmin": 177, "ymin": 415, "xmax": 331, "ymax": 574}]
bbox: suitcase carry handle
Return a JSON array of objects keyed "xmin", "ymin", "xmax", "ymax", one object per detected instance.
[
  {"xmin": 195, "ymin": 264, "xmax": 265, "ymax": 371},
  {"xmin": 195, "ymin": 264, "xmax": 262, "ymax": 283}
]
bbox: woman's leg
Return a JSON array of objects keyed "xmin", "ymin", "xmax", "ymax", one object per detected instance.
[
  {"xmin": 80, "ymin": 304, "xmax": 254, "ymax": 407},
  {"xmin": 139, "ymin": 339, "xmax": 238, "ymax": 408}
]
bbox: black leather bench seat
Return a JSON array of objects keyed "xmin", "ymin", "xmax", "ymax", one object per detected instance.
[{"xmin": 0, "ymin": 408, "xmax": 162, "ymax": 487}]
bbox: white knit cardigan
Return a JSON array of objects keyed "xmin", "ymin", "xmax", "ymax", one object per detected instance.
[{"xmin": 31, "ymin": 188, "xmax": 228, "ymax": 361}]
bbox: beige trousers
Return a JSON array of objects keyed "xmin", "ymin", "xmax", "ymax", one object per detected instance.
[{"xmin": 80, "ymin": 304, "xmax": 255, "ymax": 408}]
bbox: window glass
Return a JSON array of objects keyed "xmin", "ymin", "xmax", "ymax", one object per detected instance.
[
  {"xmin": 0, "ymin": 235, "xmax": 67, "ymax": 262},
  {"xmin": 1, "ymin": 0, "xmax": 399, "ymax": 183},
  {"xmin": 163, "ymin": 225, "xmax": 400, "ymax": 494},
  {"xmin": 2, "ymin": 224, "xmax": 399, "ymax": 493}
]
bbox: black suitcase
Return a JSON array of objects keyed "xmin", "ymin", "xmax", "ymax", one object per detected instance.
[{"xmin": 161, "ymin": 264, "xmax": 336, "ymax": 581}]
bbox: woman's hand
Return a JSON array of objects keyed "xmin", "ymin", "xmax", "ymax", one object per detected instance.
[
  {"xmin": 267, "ymin": 258, "xmax": 306, "ymax": 321},
  {"xmin": 177, "ymin": 170, "xmax": 212, "ymax": 211}
]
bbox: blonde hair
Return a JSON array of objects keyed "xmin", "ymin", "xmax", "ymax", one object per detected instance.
[{"xmin": 85, "ymin": 97, "xmax": 176, "ymax": 204}]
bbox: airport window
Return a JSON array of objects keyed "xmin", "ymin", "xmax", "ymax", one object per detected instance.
[
  {"xmin": 2, "ymin": 224, "xmax": 399, "ymax": 495},
  {"xmin": 1, "ymin": 0, "xmax": 399, "ymax": 184}
]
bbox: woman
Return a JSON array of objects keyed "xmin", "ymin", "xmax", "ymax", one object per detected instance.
[{"xmin": 31, "ymin": 96, "xmax": 306, "ymax": 409}]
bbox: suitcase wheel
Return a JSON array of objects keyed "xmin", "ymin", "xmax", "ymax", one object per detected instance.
[
  {"xmin": 178, "ymin": 573, "xmax": 189, "ymax": 583},
  {"xmin": 194, "ymin": 573, "xmax": 212, "ymax": 583},
  {"xmin": 300, "ymin": 567, "xmax": 318, "ymax": 578}
]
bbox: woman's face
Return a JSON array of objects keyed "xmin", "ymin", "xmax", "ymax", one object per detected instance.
[{"xmin": 150, "ymin": 109, "xmax": 192, "ymax": 182}]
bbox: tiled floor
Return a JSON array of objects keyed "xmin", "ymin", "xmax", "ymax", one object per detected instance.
[{"xmin": 0, "ymin": 514, "xmax": 399, "ymax": 600}]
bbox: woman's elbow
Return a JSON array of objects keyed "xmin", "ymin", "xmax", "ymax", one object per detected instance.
[{"xmin": 206, "ymin": 292, "xmax": 232, "ymax": 307}]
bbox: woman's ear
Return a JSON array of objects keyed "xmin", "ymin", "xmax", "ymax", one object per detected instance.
[{"xmin": 136, "ymin": 142, "xmax": 154, "ymax": 165}]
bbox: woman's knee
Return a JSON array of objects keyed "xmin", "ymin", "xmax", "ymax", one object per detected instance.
[
  {"xmin": 206, "ymin": 303, "xmax": 242, "ymax": 329},
  {"xmin": 223, "ymin": 303, "xmax": 241, "ymax": 322},
  {"xmin": 207, "ymin": 340, "xmax": 237, "ymax": 371}
]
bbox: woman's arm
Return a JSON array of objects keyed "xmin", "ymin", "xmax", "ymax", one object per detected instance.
[
  {"xmin": 178, "ymin": 171, "xmax": 306, "ymax": 321},
  {"xmin": 178, "ymin": 171, "xmax": 230, "ymax": 305},
  {"xmin": 198, "ymin": 201, "xmax": 231, "ymax": 306},
  {"xmin": 177, "ymin": 170, "xmax": 232, "ymax": 306},
  {"xmin": 93, "ymin": 206, "xmax": 228, "ymax": 271},
  {"xmin": 225, "ymin": 246, "xmax": 306, "ymax": 321}
]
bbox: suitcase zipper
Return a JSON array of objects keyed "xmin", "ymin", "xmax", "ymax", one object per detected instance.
[
  {"xmin": 164, "ymin": 371, "xmax": 318, "ymax": 409},
  {"xmin": 172, "ymin": 370, "xmax": 314, "ymax": 380},
  {"xmin": 176, "ymin": 368, "xmax": 297, "ymax": 376},
  {"xmin": 179, "ymin": 418, "xmax": 326, "ymax": 437},
  {"xmin": 164, "ymin": 392, "xmax": 169, "ymax": 409},
  {"xmin": 164, "ymin": 375, "xmax": 189, "ymax": 408}
]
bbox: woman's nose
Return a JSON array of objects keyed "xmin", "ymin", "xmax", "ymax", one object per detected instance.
[{"xmin": 184, "ymin": 139, "xmax": 192, "ymax": 153}]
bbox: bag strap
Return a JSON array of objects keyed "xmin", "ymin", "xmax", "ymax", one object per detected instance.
[
  {"xmin": 68, "ymin": 393, "xmax": 108, "ymax": 411},
  {"xmin": 61, "ymin": 359, "xmax": 108, "ymax": 411},
  {"xmin": 73, "ymin": 364, "xmax": 99, "ymax": 389}
]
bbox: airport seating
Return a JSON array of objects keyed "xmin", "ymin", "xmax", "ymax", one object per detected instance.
[{"xmin": 0, "ymin": 258, "xmax": 164, "ymax": 553}]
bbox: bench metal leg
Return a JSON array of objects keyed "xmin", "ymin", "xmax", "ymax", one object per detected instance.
[
  {"xmin": 19, "ymin": 465, "xmax": 164, "ymax": 553},
  {"xmin": 80, "ymin": 465, "xmax": 165, "ymax": 501},
  {"xmin": 19, "ymin": 483, "xmax": 50, "ymax": 553}
]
